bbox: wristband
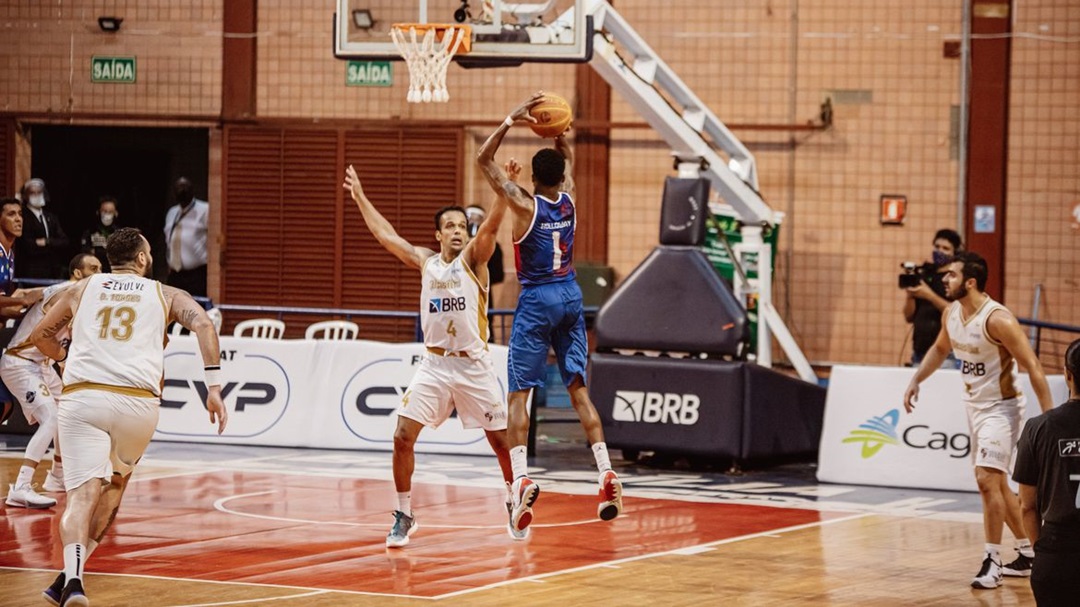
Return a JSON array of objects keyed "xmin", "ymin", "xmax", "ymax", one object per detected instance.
[
  {"xmin": 205, "ymin": 366, "xmax": 222, "ymax": 387},
  {"xmin": 503, "ymin": 116, "xmax": 514, "ymax": 128}
]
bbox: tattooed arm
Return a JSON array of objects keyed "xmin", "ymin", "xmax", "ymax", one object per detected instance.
[
  {"xmin": 29, "ymin": 281, "xmax": 85, "ymax": 361},
  {"xmin": 164, "ymin": 286, "xmax": 228, "ymax": 433}
]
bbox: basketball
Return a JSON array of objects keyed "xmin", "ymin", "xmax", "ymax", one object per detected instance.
[{"xmin": 529, "ymin": 93, "xmax": 573, "ymax": 138}]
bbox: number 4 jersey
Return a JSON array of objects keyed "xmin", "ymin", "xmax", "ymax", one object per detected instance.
[
  {"xmin": 65, "ymin": 273, "xmax": 169, "ymax": 397},
  {"xmin": 946, "ymin": 297, "xmax": 1022, "ymax": 406},
  {"xmin": 420, "ymin": 254, "xmax": 489, "ymax": 357}
]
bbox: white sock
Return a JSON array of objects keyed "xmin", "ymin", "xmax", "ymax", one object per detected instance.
[
  {"xmin": 1017, "ymin": 538, "xmax": 1034, "ymax": 557},
  {"xmin": 63, "ymin": 543, "xmax": 86, "ymax": 582},
  {"xmin": 397, "ymin": 492, "xmax": 412, "ymax": 516},
  {"xmin": 985, "ymin": 543, "xmax": 1001, "ymax": 562},
  {"xmin": 15, "ymin": 465, "xmax": 35, "ymax": 488},
  {"xmin": 510, "ymin": 446, "xmax": 528, "ymax": 480},
  {"xmin": 592, "ymin": 442, "xmax": 612, "ymax": 474}
]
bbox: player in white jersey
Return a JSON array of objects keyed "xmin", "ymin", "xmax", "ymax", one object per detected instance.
[
  {"xmin": 344, "ymin": 164, "xmax": 520, "ymax": 547},
  {"xmin": 2, "ymin": 253, "xmax": 101, "ymax": 509},
  {"xmin": 903, "ymin": 251, "xmax": 1054, "ymax": 590},
  {"xmin": 28, "ymin": 228, "xmax": 227, "ymax": 606}
]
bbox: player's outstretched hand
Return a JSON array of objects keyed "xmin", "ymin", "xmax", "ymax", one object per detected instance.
[
  {"xmin": 343, "ymin": 165, "xmax": 365, "ymax": 203},
  {"xmin": 207, "ymin": 386, "xmax": 228, "ymax": 434},
  {"xmin": 505, "ymin": 158, "xmax": 522, "ymax": 183}
]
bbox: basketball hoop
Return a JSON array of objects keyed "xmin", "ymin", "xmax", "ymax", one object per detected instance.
[{"xmin": 390, "ymin": 23, "xmax": 472, "ymax": 103}]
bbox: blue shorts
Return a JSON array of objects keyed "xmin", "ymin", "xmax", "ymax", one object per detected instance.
[{"xmin": 508, "ymin": 280, "xmax": 588, "ymax": 392}]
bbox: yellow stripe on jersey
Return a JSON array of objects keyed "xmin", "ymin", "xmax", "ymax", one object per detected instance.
[
  {"xmin": 459, "ymin": 256, "xmax": 491, "ymax": 344},
  {"xmin": 63, "ymin": 381, "xmax": 158, "ymax": 399}
]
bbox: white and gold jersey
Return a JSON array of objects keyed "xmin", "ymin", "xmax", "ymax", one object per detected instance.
[
  {"xmin": 946, "ymin": 297, "xmax": 1022, "ymax": 405},
  {"xmin": 4, "ymin": 282, "xmax": 71, "ymax": 364},
  {"xmin": 64, "ymin": 273, "xmax": 168, "ymax": 397},
  {"xmin": 419, "ymin": 254, "xmax": 489, "ymax": 357}
]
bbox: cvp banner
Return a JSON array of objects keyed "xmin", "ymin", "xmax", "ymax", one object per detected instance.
[
  {"xmin": 817, "ymin": 365, "xmax": 1069, "ymax": 492},
  {"xmin": 156, "ymin": 337, "xmax": 521, "ymax": 455}
]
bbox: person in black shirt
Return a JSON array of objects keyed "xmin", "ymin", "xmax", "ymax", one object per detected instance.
[
  {"xmin": 80, "ymin": 196, "xmax": 120, "ymax": 272},
  {"xmin": 1013, "ymin": 338, "xmax": 1080, "ymax": 606},
  {"xmin": 903, "ymin": 228, "xmax": 961, "ymax": 365}
]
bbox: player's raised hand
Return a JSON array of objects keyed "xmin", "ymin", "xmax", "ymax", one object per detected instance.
[
  {"xmin": 505, "ymin": 158, "xmax": 522, "ymax": 183},
  {"xmin": 343, "ymin": 165, "xmax": 366, "ymax": 203},
  {"xmin": 509, "ymin": 91, "xmax": 546, "ymax": 124}
]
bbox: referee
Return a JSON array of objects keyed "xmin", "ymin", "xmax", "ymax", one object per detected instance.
[{"xmin": 1013, "ymin": 338, "xmax": 1080, "ymax": 605}]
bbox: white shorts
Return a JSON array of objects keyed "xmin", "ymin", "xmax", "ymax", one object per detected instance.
[
  {"xmin": 966, "ymin": 397, "xmax": 1024, "ymax": 473},
  {"xmin": 397, "ymin": 351, "xmax": 507, "ymax": 431},
  {"xmin": 58, "ymin": 389, "xmax": 159, "ymax": 490},
  {"xmin": 0, "ymin": 358, "xmax": 62, "ymax": 425}
]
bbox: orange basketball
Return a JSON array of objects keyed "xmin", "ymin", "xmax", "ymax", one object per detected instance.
[{"xmin": 529, "ymin": 93, "xmax": 573, "ymax": 138}]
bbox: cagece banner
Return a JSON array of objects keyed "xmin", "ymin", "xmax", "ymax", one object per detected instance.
[
  {"xmin": 156, "ymin": 337, "xmax": 521, "ymax": 455},
  {"xmin": 817, "ymin": 365, "xmax": 1068, "ymax": 491}
]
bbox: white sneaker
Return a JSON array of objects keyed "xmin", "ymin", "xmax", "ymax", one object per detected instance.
[
  {"xmin": 597, "ymin": 470, "xmax": 623, "ymax": 521},
  {"xmin": 510, "ymin": 476, "xmax": 540, "ymax": 533},
  {"xmin": 43, "ymin": 469, "xmax": 66, "ymax": 493},
  {"xmin": 971, "ymin": 555, "xmax": 1002, "ymax": 589},
  {"xmin": 5, "ymin": 483, "xmax": 58, "ymax": 509}
]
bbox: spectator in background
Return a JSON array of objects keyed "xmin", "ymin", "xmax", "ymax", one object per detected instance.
[
  {"xmin": 81, "ymin": 195, "xmax": 121, "ymax": 272},
  {"xmin": 17, "ymin": 178, "xmax": 69, "ymax": 279},
  {"xmin": 903, "ymin": 228, "xmax": 961, "ymax": 366},
  {"xmin": 163, "ymin": 177, "xmax": 209, "ymax": 296}
]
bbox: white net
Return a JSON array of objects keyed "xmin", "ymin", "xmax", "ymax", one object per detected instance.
[{"xmin": 390, "ymin": 25, "xmax": 470, "ymax": 103}]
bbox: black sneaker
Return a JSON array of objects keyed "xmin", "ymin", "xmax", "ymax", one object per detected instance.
[
  {"xmin": 59, "ymin": 578, "xmax": 89, "ymax": 607},
  {"xmin": 1003, "ymin": 552, "xmax": 1034, "ymax": 577},
  {"xmin": 42, "ymin": 572, "xmax": 64, "ymax": 606}
]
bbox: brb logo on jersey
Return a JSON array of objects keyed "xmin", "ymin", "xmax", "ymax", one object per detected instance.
[
  {"xmin": 159, "ymin": 349, "xmax": 290, "ymax": 438},
  {"xmin": 429, "ymin": 297, "xmax": 467, "ymax": 314},
  {"xmin": 612, "ymin": 390, "xmax": 700, "ymax": 425}
]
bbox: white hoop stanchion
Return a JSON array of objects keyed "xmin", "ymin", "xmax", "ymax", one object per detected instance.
[{"xmin": 390, "ymin": 24, "xmax": 471, "ymax": 103}]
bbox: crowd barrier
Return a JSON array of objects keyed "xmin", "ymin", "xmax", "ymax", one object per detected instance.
[
  {"xmin": 157, "ymin": 336, "xmax": 522, "ymax": 455},
  {"xmin": 817, "ymin": 365, "xmax": 1069, "ymax": 491}
]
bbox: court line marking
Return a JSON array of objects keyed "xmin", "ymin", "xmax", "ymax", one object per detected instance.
[
  {"xmin": 0, "ymin": 566, "xmax": 435, "ymax": 601},
  {"xmin": 430, "ymin": 512, "xmax": 873, "ymax": 600},
  {"xmin": 214, "ymin": 490, "xmax": 608, "ymax": 530},
  {"xmin": 166, "ymin": 589, "xmax": 329, "ymax": 607}
]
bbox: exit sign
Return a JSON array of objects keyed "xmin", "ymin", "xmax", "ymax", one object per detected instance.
[
  {"xmin": 346, "ymin": 60, "xmax": 393, "ymax": 87},
  {"xmin": 91, "ymin": 56, "xmax": 136, "ymax": 83}
]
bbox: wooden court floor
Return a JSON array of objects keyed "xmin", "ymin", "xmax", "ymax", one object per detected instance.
[{"xmin": 1, "ymin": 450, "xmax": 1037, "ymax": 606}]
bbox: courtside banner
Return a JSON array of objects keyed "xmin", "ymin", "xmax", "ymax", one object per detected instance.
[
  {"xmin": 156, "ymin": 337, "xmax": 521, "ymax": 455},
  {"xmin": 817, "ymin": 365, "xmax": 1068, "ymax": 491}
]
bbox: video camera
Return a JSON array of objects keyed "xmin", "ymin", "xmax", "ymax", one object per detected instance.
[{"xmin": 898, "ymin": 261, "xmax": 932, "ymax": 289}]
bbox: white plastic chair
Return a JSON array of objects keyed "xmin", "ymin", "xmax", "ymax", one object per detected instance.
[
  {"xmin": 233, "ymin": 318, "xmax": 286, "ymax": 340},
  {"xmin": 305, "ymin": 320, "xmax": 359, "ymax": 340}
]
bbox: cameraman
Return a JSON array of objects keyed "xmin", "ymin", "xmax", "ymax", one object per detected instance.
[{"xmin": 902, "ymin": 228, "xmax": 961, "ymax": 365}]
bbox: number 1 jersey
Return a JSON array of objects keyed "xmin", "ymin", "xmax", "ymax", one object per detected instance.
[
  {"xmin": 65, "ymin": 273, "xmax": 169, "ymax": 396},
  {"xmin": 514, "ymin": 192, "xmax": 576, "ymax": 286}
]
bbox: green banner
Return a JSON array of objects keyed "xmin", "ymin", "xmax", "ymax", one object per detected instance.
[
  {"xmin": 346, "ymin": 61, "xmax": 393, "ymax": 87},
  {"xmin": 91, "ymin": 56, "xmax": 136, "ymax": 83}
]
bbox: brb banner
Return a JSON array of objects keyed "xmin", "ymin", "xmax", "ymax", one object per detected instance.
[
  {"xmin": 817, "ymin": 365, "xmax": 1069, "ymax": 492},
  {"xmin": 155, "ymin": 337, "xmax": 521, "ymax": 455}
]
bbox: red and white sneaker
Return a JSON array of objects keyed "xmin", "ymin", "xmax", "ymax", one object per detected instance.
[
  {"xmin": 597, "ymin": 470, "xmax": 623, "ymax": 521},
  {"xmin": 510, "ymin": 476, "xmax": 540, "ymax": 533}
]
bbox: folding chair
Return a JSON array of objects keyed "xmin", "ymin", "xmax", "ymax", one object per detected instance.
[{"xmin": 305, "ymin": 320, "xmax": 359, "ymax": 340}]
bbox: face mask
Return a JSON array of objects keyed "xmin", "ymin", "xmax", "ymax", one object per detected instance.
[
  {"xmin": 932, "ymin": 250, "xmax": 951, "ymax": 266},
  {"xmin": 28, "ymin": 195, "xmax": 45, "ymax": 209},
  {"xmin": 100, "ymin": 213, "xmax": 115, "ymax": 226}
]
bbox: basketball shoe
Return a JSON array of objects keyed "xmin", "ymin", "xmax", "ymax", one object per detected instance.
[
  {"xmin": 510, "ymin": 476, "xmax": 540, "ymax": 533},
  {"xmin": 43, "ymin": 468, "xmax": 66, "ymax": 493},
  {"xmin": 43, "ymin": 572, "xmax": 64, "ymax": 606},
  {"xmin": 1002, "ymin": 552, "xmax": 1034, "ymax": 577},
  {"xmin": 386, "ymin": 510, "xmax": 418, "ymax": 548},
  {"xmin": 597, "ymin": 470, "xmax": 623, "ymax": 521},
  {"xmin": 5, "ymin": 482, "xmax": 57, "ymax": 508},
  {"xmin": 504, "ymin": 484, "xmax": 530, "ymax": 541},
  {"xmin": 58, "ymin": 577, "xmax": 88, "ymax": 606},
  {"xmin": 971, "ymin": 555, "xmax": 1003, "ymax": 589}
]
